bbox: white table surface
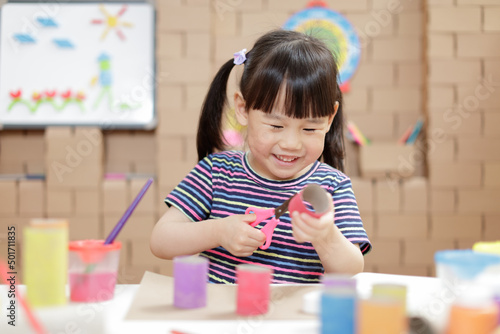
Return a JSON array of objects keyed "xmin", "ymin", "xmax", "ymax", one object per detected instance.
[{"xmin": 1, "ymin": 272, "xmax": 445, "ymax": 334}]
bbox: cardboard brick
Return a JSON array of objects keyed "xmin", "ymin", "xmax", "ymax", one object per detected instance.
[
  {"xmin": 186, "ymin": 33, "xmax": 210, "ymax": 60},
  {"xmin": 484, "ymin": 113, "xmax": 500, "ymax": 138},
  {"xmin": 158, "ymin": 161, "xmax": 197, "ymax": 187},
  {"xmin": 18, "ymin": 180, "xmax": 45, "ymax": 217},
  {"xmin": 484, "ymin": 215, "xmax": 500, "ymax": 240},
  {"xmin": 130, "ymin": 239, "xmax": 165, "ymax": 267},
  {"xmin": 397, "ymin": 63, "xmax": 423, "ymax": 86},
  {"xmin": 46, "ymin": 188, "xmax": 73, "ymax": 216},
  {"xmin": 431, "ymin": 215, "xmax": 482, "ymax": 240},
  {"xmin": 1, "ymin": 133, "xmax": 44, "ymax": 162},
  {"xmin": 429, "ymin": 163, "xmax": 481, "ymax": 187},
  {"xmin": 377, "ymin": 265, "xmax": 429, "ymax": 277},
  {"xmin": 377, "ymin": 214, "xmax": 428, "ymax": 239},
  {"xmin": 458, "ymin": 189, "xmax": 500, "ymax": 213},
  {"xmin": 458, "ymin": 0, "xmax": 500, "ymax": 5},
  {"xmin": 0, "ymin": 161, "xmax": 24, "ymax": 173},
  {"xmin": 428, "ymin": 110, "xmax": 481, "ymax": 136},
  {"xmin": 427, "ymin": 34, "xmax": 454, "ymax": 58},
  {"xmin": 157, "ymin": 137, "xmax": 184, "ymax": 162},
  {"xmin": 429, "ymin": 189, "xmax": 456, "ymax": 213},
  {"xmin": 157, "ymin": 5, "xmax": 210, "ymax": 32},
  {"xmin": 351, "ymin": 178, "xmax": 373, "ymax": 213},
  {"xmin": 374, "ymin": 179, "xmax": 401, "ymax": 213},
  {"xmin": 156, "ymin": 33, "xmax": 184, "ymax": 58},
  {"xmin": 46, "ymin": 132, "xmax": 102, "ymax": 163},
  {"xmin": 360, "ymin": 143, "xmax": 417, "ymax": 179},
  {"xmin": 0, "ymin": 180, "xmax": 17, "ymax": 216},
  {"xmin": 428, "ymin": 86, "xmax": 455, "ymax": 109},
  {"xmin": 456, "ymin": 239, "xmax": 480, "ymax": 250},
  {"xmin": 404, "ymin": 239, "xmax": 455, "ymax": 266},
  {"xmin": 74, "ymin": 189, "xmax": 100, "ymax": 215},
  {"xmin": 348, "ymin": 114, "xmax": 395, "ymax": 140},
  {"xmin": 360, "ymin": 214, "xmax": 374, "ymax": 240},
  {"xmin": 429, "ymin": 60, "xmax": 481, "ymax": 84},
  {"xmin": 128, "ymin": 178, "xmax": 158, "ymax": 214},
  {"xmin": 398, "ymin": 12, "xmax": 423, "ymax": 37},
  {"xmin": 457, "ymin": 34, "xmax": 500, "ymax": 58},
  {"xmin": 429, "ymin": 7, "xmax": 481, "ymax": 32},
  {"xmin": 130, "ymin": 133, "xmax": 157, "ymax": 163},
  {"xmin": 105, "ymin": 161, "xmax": 133, "ymax": 174},
  {"xmin": 372, "ymin": 0, "xmax": 422, "ymax": 10},
  {"xmin": 372, "ymin": 38, "xmax": 421, "ymax": 61},
  {"xmin": 103, "ymin": 214, "xmax": 155, "ymax": 241},
  {"xmin": 344, "ymin": 13, "xmax": 394, "ymax": 40},
  {"xmin": 457, "ymin": 138, "xmax": 500, "ymax": 161},
  {"xmin": 240, "ymin": 11, "xmax": 290, "ymax": 37},
  {"xmin": 117, "ymin": 264, "xmax": 159, "ymax": 284},
  {"xmin": 344, "ymin": 141, "xmax": 360, "ymax": 177},
  {"xmin": 46, "ymin": 161, "xmax": 102, "ymax": 188},
  {"xmin": 350, "ymin": 63, "xmax": 395, "ymax": 87},
  {"xmin": 186, "ymin": 0, "xmax": 209, "ymax": 7},
  {"xmin": 157, "ymin": 107, "xmax": 201, "ymax": 136},
  {"xmin": 68, "ymin": 216, "xmax": 100, "ymax": 241},
  {"xmin": 186, "ymin": 85, "xmax": 209, "ymax": 111},
  {"xmin": 343, "ymin": 88, "xmax": 369, "ymax": 113},
  {"xmin": 186, "ymin": 136, "xmax": 199, "ymax": 165},
  {"xmin": 158, "ymin": 185, "xmax": 175, "ymax": 217},
  {"xmin": 484, "ymin": 163, "xmax": 500, "ymax": 187},
  {"xmin": 159, "ymin": 59, "xmax": 211, "ymax": 84},
  {"xmin": 402, "ymin": 177, "xmax": 428, "ymax": 213},
  {"xmin": 214, "ymin": 11, "xmax": 237, "ymax": 36},
  {"xmin": 427, "ymin": 138, "xmax": 455, "ymax": 163},
  {"xmin": 45, "ymin": 127, "xmax": 72, "ymax": 138},
  {"xmin": 105, "ymin": 133, "xmax": 134, "ymax": 163},
  {"xmin": 133, "ymin": 162, "xmax": 157, "ymax": 174},
  {"xmin": 214, "ymin": 35, "xmax": 255, "ymax": 62},
  {"xmin": 25, "ymin": 161, "xmax": 45, "ymax": 174},
  {"xmin": 457, "ymin": 83, "xmax": 500, "ymax": 110},
  {"xmin": 118, "ymin": 240, "xmax": 130, "ymax": 267},
  {"xmin": 102, "ymin": 180, "xmax": 129, "ymax": 214},
  {"xmin": 156, "ymin": 85, "xmax": 184, "ymax": 110},
  {"xmin": 484, "ymin": 7, "xmax": 500, "ymax": 31},
  {"xmin": 364, "ymin": 239, "xmax": 401, "ymax": 266},
  {"xmin": 372, "ymin": 87, "xmax": 422, "ymax": 113}
]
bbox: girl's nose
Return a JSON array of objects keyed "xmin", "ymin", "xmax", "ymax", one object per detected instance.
[{"xmin": 279, "ymin": 130, "xmax": 302, "ymax": 151}]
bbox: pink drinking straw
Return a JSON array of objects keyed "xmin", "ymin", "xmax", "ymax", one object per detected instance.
[
  {"xmin": 104, "ymin": 177, "xmax": 153, "ymax": 244},
  {"xmin": 0, "ymin": 259, "xmax": 47, "ymax": 334}
]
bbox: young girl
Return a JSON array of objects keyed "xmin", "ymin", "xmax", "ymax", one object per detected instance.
[{"xmin": 151, "ymin": 29, "xmax": 371, "ymax": 284}]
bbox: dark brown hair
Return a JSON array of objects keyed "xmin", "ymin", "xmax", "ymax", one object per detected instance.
[{"xmin": 196, "ymin": 29, "xmax": 345, "ymax": 171}]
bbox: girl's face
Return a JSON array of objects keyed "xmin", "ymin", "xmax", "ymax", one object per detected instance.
[{"xmin": 235, "ymin": 92, "xmax": 337, "ymax": 181}]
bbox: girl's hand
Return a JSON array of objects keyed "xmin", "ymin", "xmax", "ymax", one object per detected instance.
[
  {"xmin": 291, "ymin": 192, "xmax": 335, "ymax": 244},
  {"xmin": 216, "ymin": 214, "xmax": 266, "ymax": 257}
]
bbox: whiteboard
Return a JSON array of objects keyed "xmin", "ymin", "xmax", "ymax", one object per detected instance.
[{"xmin": 0, "ymin": 2, "xmax": 156, "ymax": 129}]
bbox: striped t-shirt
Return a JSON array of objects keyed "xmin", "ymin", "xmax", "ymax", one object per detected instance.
[{"xmin": 165, "ymin": 151, "xmax": 371, "ymax": 284}]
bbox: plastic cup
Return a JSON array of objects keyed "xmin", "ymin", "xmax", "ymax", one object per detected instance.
[{"xmin": 68, "ymin": 240, "xmax": 122, "ymax": 302}]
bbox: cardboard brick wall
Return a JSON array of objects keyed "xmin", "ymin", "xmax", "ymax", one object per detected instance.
[{"xmin": 0, "ymin": 0, "xmax": 499, "ymax": 282}]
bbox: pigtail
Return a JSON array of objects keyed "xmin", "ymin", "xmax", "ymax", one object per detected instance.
[
  {"xmin": 197, "ymin": 58, "xmax": 235, "ymax": 161},
  {"xmin": 322, "ymin": 83, "xmax": 345, "ymax": 172}
]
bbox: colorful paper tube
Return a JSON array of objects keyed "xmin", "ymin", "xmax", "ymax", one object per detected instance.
[
  {"xmin": 173, "ymin": 255, "xmax": 209, "ymax": 309},
  {"xmin": 358, "ymin": 296, "xmax": 407, "ymax": 334},
  {"xmin": 236, "ymin": 264, "xmax": 272, "ymax": 316},
  {"xmin": 321, "ymin": 286, "xmax": 357, "ymax": 334},
  {"xmin": 23, "ymin": 219, "xmax": 68, "ymax": 308},
  {"xmin": 371, "ymin": 283, "xmax": 408, "ymax": 312}
]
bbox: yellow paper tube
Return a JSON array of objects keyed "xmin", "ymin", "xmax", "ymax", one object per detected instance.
[{"xmin": 23, "ymin": 219, "xmax": 68, "ymax": 308}]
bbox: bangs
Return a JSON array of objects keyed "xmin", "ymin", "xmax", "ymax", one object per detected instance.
[{"xmin": 241, "ymin": 38, "xmax": 339, "ymax": 119}]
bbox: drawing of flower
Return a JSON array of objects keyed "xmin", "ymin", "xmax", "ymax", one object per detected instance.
[
  {"xmin": 32, "ymin": 92, "xmax": 42, "ymax": 101},
  {"xmin": 10, "ymin": 90, "xmax": 21, "ymax": 99},
  {"xmin": 76, "ymin": 91, "xmax": 85, "ymax": 101},
  {"xmin": 61, "ymin": 90, "xmax": 72, "ymax": 99},
  {"xmin": 45, "ymin": 90, "xmax": 56, "ymax": 99}
]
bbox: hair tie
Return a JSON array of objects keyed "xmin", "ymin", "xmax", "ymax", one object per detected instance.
[{"xmin": 233, "ymin": 48, "xmax": 247, "ymax": 65}]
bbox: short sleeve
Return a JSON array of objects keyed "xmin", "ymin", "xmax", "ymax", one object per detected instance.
[
  {"xmin": 332, "ymin": 177, "xmax": 372, "ymax": 255},
  {"xmin": 165, "ymin": 156, "xmax": 213, "ymax": 222}
]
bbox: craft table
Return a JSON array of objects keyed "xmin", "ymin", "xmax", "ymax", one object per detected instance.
[{"xmin": 0, "ymin": 272, "xmax": 445, "ymax": 334}]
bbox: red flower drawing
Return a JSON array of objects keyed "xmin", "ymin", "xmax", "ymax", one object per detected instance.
[
  {"xmin": 61, "ymin": 90, "xmax": 72, "ymax": 99},
  {"xmin": 10, "ymin": 90, "xmax": 21, "ymax": 99},
  {"xmin": 76, "ymin": 91, "xmax": 86, "ymax": 100},
  {"xmin": 45, "ymin": 90, "xmax": 56, "ymax": 99},
  {"xmin": 32, "ymin": 92, "xmax": 42, "ymax": 101}
]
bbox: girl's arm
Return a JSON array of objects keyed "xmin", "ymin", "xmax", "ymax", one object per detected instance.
[
  {"xmin": 150, "ymin": 206, "xmax": 266, "ymax": 259},
  {"xmin": 292, "ymin": 211, "xmax": 364, "ymax": 275}
]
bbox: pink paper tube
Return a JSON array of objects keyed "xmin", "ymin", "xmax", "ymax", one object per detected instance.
[
  {"xmin": 236, "ymin": 264, "xmax": 273, "ymax": 316},
  {"xmin": 173, "ymin": 256, "xmax": 209, "ymax": 309}
]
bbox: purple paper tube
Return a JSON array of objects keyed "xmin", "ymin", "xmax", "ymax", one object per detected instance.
[
  {"xmin": 321, "ymin": 274, "xmax": 357, "ymax": 291},
  {"xmin": 173, "ymin": 256, "xmax": 209, "ymax": 309}
]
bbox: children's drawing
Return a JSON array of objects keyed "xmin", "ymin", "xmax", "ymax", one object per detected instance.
[
  {"xmin": 0, "ymin": 3, "xmax": 155, "ymax": 128},
  {"xmin": 37, "ymin": 17, "xmax": 58, "ymax": 28},
  {"xmin": 13, "ymin": 34, "xmax": 36, "ymax": 44},
  {"xmin": 7, "ymin": 89, "xmax": 85, "ymax": 113},
  {"xmin": 91, "ymin": 4, "xmax": 134, "ymax": 41}
]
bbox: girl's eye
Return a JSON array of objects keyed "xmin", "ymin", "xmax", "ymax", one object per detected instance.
[
  {"xmin": 271, "ymin": 125, "xmax": 283, "ymax": 129},
  {"xmin": 304, "ymin": 128, "xmax": 316, "ymax": 132}
]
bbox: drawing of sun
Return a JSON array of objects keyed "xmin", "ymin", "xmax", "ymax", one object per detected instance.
[{"xmin": 91, "ymin": 4, "xmax": 133, "ymax": 41}]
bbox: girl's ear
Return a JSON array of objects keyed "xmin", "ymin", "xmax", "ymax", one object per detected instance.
[
  {"xmin": 327, "ymin": 101, "xmax": 339, "ymax": 131},
  {"xmin": 234, "ymin": 92, "xmax": 249, "ymax": 126}
]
